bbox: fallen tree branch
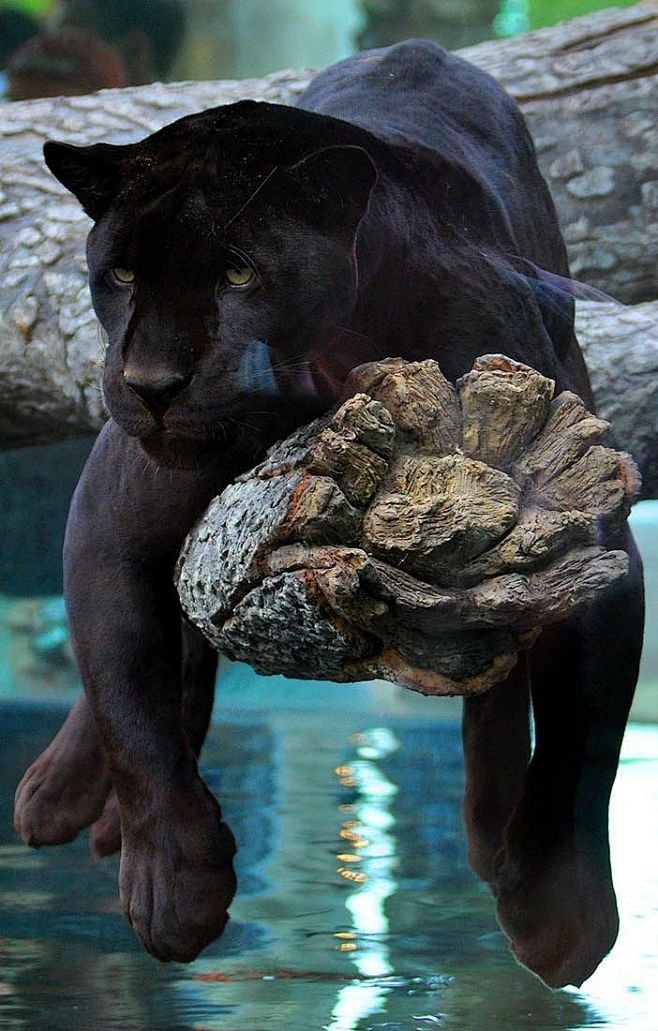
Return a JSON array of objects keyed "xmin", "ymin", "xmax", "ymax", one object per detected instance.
[
  {"xmin": 461, "ymin": 1, "xmax": 658, "ymax": 302},
  {"xmin": 0, "ymin": 3, "xmax": 656, "ymax": 490},
  {"xmin": 576, "ymin": 300, "xmax": 658, "ymax": 501}
]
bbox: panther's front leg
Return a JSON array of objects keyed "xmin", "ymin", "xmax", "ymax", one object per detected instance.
[
  {"xmin": 62, "ymin": 420, "xmax": 237, "ymax": 962},
  {"xmin": 493, "ymin": 530, "xmax": 644, "ymax": 988},
  {"xmin": 91, "ymin": 619, "xmax": 219, "ymax": 859}
]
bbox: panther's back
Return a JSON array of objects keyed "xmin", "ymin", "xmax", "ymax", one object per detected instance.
[{"xmin": 299, "ymin": 39, "xmax": 567, "ymax": 276}]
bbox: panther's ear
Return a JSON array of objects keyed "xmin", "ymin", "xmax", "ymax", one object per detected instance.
[
  {"xmin": 43, "ymin": 141, "xmax": 124, "ymax": 220},
  {"xmin": 286, "ymin": 145, "xmax": 377, "ymax": 240}
]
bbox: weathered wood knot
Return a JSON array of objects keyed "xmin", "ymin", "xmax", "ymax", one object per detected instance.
[{"xmin": 176, "ymin": 355, "xmax": 639, "ymax": 696}]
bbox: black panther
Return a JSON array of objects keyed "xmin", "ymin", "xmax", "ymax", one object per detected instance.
[{"xmin": 13, "ymin": 40, "xmax": 644, "ymax": 987}]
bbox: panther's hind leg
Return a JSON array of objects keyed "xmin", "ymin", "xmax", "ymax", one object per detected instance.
[
  {"xmin": 14, "ymin": 621, "xmax": 218, "ymax": 855},
  {"xmin": 90, "ymin": 619, "xmax": 218, "ymax": 858},
  {"xmin": 14, "ymin": 692, "xmax": 112, "ymax": 847},
  {"xmin": 493, "ymin": 529, "xmax": 644, "ymax": 988},
  {"xmin": 462, "ymin": 659, "xmax": 531, "ymax": 883}
]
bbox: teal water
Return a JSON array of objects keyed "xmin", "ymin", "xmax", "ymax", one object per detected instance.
[{"xmin": 2, "ymin": 703, "xmax": 658, "ymax": 1031}]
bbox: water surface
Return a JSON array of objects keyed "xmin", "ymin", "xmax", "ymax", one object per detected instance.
[{"xmin": 2, "ymin": 703, "xmax": 658, "ymax": 1031}]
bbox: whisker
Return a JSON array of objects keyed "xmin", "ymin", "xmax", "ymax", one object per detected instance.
[
  {"xmin": 96, "ymin": 324, "xmax": 108, "ymax": 358},
  {"xmin": 330, "ymin": 324, "xmax": 376, "ymax": 347},
  {"xmin": 226, "ymin": 413, "xmax": 262, "ymax": 434},
  {"xmin": 226, "ymin": 245, "xmax": 258, "ymax": 275},
  {"xmin": 221, "ymin": 166, "xmax": 280, "ymax": 232},
  {"xmin": 269, "ymin": 359, "xmax": 312, "ymax": 373}
]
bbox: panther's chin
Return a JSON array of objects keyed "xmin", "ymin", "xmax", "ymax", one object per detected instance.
[{"xmin": 139, "ymin": 429, "xmax": 233, "ymax": 470}]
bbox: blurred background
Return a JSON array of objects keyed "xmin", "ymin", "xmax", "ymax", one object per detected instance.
[
  {"xmin": 0, "ymin": 3, "xmax": 657, "ymax": 1029},
  {"xmin": 0, "ymin": 0, "xmax": 645, "ymax": 98}
]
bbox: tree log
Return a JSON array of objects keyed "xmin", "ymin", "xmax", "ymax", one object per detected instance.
[
  {"xmin": 176, "ymin": 354, "xmax": 639, "ymax": 695},
  {"xmin": 0, "ymin": 3, "xmax": 656, "ymax": 468},
  {"xmin": 460, "ymin": 2, "xmax": 658, "ymax": 303},
  {"xmin": 576, "ymin": 301, "xmax": 658, "ymax": 502}
]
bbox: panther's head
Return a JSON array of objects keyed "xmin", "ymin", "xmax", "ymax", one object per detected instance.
[{"xmin": 45, "ymin": 101, "xmax": 377, "ymax": 456}]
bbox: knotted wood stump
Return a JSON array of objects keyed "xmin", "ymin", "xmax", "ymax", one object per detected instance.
[{"xmin": 176, "ymin": 355, "xmax": 639, "ymax": 696}]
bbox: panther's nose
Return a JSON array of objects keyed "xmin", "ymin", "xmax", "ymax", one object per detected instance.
[{"xmin": 123, "ymin": 368, "xmax": 191, "ymax": 417}]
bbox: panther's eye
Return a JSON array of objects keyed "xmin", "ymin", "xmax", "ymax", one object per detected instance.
[
  {"xmin": 112, "ymin": 267, "xmax": 135, "ymax": 285},
  {"xmin": 225, "ymin": 266, "xmax": 254, "ymax": 287}
]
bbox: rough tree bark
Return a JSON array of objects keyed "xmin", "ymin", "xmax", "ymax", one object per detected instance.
[
  {"xmin": 460, "ymin": 2, "xmax": 658, "ymax": 303},
  {"xmin": 0, "ymin": 4, "xmax": 656, "ymax": 477},
  {"xmin": 575, "ymin": 301, "xmax": 658, "ymax": 501},
  {"xmin": 176, "ymin": 355, "xmax": 639, "ymax": 693}
]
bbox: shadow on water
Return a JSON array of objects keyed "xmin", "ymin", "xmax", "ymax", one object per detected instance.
[{"xmin": 6, "ymin": 702, "xmax": 650, "ymax": 1031}]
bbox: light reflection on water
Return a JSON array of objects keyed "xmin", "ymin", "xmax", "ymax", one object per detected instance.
[
  {"xmin": 327, "ymin": 728, "xmax": 398, "ymax": 1028},
  {"xmin": 2, "ymin": 705, "xmax": 658, "ymax": 1029}
]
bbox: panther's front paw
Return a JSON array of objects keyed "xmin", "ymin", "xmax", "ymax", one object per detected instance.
[
  {"xmin": 119, "ymin": 779, "xmax": 237, "ymax": 962},
  {"xmin": 494, "ymin": 839, "xmax": 619, "ymax": 988},
  {"xmin": 15, "ymin": 736, "xmax": 112, "ymax": 847}
]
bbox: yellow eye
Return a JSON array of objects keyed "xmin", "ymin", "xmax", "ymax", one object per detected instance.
[
  {"xmin": 225, "ymin": 266, "xmax": 254, "ymax": 287},
  {"xmin": 112, "ymin": 267, "xmax": 135, "ymax": 284}
]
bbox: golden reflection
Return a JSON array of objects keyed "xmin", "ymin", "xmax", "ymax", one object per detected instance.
[
  {"xmin": 336, "ymin": 942, "xmax": 358, "ymax": 952},
  {"xmin": 337, "ymin": 867, "xmax": 368, "ymax": 883},
  {"xmin": 339, "ymin": 777, "xmax": 357, "ymax": 787},
  {"xmin": 336, "ymin": 852, "xmax": 361, "ymax": 863},
  {"xmin": 335, "ymin": 765, "xmax": 354, "ymax": 777},
  {"xmin": 339, "ymin": 829, "xmax": 371, "ymax": 847},
  {"xmin": 334, "ymin": 931, "xmax": 357, "ymax": 939}
]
